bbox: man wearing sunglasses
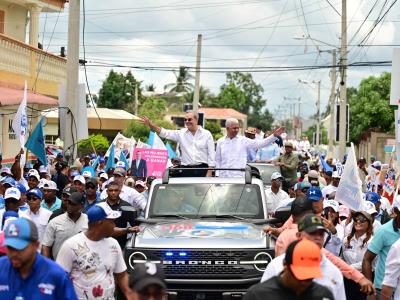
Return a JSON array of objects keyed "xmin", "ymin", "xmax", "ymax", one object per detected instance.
[
  {"xmin": 83, "ymin": 177, "xmax": 100, "ymax": 213},
  {"xmin": 26, "ymin": 188, "xmax": 52, "ymax": 244},
  {"xmin": 140, "ymin": 111, "xmax": 215, "ymax": 177}
]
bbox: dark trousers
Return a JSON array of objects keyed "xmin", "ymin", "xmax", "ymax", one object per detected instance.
[
  {"xmin": 172, "ymin": 163, "xmax": 209, "ymax": 177},
  {"xmin": 344, "ymin": 277, "xmax": 366, "ymax": 300}
]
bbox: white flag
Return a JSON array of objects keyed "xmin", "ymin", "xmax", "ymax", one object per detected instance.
[
  {"xmin": 12, "ymin": 81, "xmax": 28, "ymax": 148},
  {"xmin": 335, "ymin": 143, "xmax": 364, "ymax": 211},
  {"xmin": 152, "ymin": 132, "xmax": 167, "ymax": 150}
]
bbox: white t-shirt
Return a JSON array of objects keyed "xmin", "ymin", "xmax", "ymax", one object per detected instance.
[
  {"xmin": 56, "ymin": 232, "xmax": 127, "ymax": 300},
  {"xmin": 27, "ymin": 207, "xmax": 52, "ymax": 243},
  {"xmin": 261, "ymin": 253, "xmax": 346, "ymax": 300},
  {"xmin": 382, "ymin": 238, "xmax": 400, "ymax": 299},
  {"xmin": 264, "ymin": 188, "xmax": 289, "ymax": 213}
]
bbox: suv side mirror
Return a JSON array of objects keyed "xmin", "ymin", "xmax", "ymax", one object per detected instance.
[{"xmin": 120, "ymin": 206, "xmax": 139, "ymax": 224}]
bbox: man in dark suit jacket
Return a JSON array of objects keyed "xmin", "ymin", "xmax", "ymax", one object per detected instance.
[{"xmin": 130, "ymin": 151, "xmax": 147, "ymax": 178}]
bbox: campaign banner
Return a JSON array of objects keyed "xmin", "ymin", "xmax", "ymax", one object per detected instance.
[{"xmin": 133, "ymin": 148, "xmax": 168, "ymax": 178}]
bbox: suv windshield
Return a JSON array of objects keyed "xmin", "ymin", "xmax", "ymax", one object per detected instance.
[{"xmin": 149, "ymin": 183, "xmax": 264, "ymax": 219}]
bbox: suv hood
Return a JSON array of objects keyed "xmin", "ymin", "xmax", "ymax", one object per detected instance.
[{"xmin": 134, "ymin": 220, "xmax": 268, "ymax": 248}]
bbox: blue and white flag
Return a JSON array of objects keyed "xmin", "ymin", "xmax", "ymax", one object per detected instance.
[
  {"xmin": 105, "ymin": 143, "xmax": 115, "ymax": 172},
  {"xmin": 12, "ymin": 81, "xmax": 28, "ymax": 148},
  {"xmin": 25, "ymin": 117, "xmax": 47, "ymax": 166},
  {"xmin": 335, "ymin": 143, "xmax": 364, "ymax": 211}
]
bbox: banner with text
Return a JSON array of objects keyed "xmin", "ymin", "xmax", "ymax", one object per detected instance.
[{"xmin": 133, "ymin": 148, "xmax": 168, "ymax": 178}]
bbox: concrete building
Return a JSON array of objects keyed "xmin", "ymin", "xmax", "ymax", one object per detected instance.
[{"xmin": 0, "ymin": 0, "xmax": 66, "ymax": 163}]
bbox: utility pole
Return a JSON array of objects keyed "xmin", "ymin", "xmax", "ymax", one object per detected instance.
[
  {"xmin": 316, "ymin": 80, "xmax": 321, "ymax": 147},
  {"xmin": 134, "ymin": 82, "xmax": 139, "ymax": 116},
  {"xmin": 64, "ymin": 0, "xmax": 80, "ymax": 161},
  {"xmin": 338, "ymin": 0, "xmax": 347, "ymax": 157},
  {"xmin": 328, "ymin": 49, "xmax": 337, "ymax": 154},
  {"xmin": 192, "ymin": 34, "xmax": 202, "ymax": 112}
]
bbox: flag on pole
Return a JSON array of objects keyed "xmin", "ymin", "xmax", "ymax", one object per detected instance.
[
  {"xmin": 319, "ymin": 155, "xmax": 333, "ymax": 172},
  {"xmin": 92, "ymin": 155, "xmax": 100, "ymax": 170},
  {"xmin": 119, "ymin": 150, "xmax": 129, "ymax": 169},
  {"xmin": 335, "ymin": 143, "xmax": 364, "ymax": 211},
  {"xmin": 105, "ymin": 143, "xmax": 115, "ymax": 171},
  {"xmin": 25, "ymin": 117, "xmax": 47, "ymax": 166},
  {"xmin": 12, "ymin": 81, "xmax": 28, "ymax": 148},
  {"xmin": 151, "ymin": 132, "xmax": 167, "ymax": 150}
]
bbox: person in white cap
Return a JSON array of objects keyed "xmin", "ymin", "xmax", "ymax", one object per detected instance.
[
  {"xmin": 41, "ymin": 180, "xmax": 61, "ymax": 212},
  {"xmin": 73, "ymin": 175, "xmax": 86, "ymax": 194},
  {"xmin": 322, "ymin": 171, "xmax": 341, "ymax": 199},
  {"xmin": 56, "ymin": 202, "xmax": 136, "ymax": 300},
  {"xmin": 82, "ymin": 170, "xmax": 92, "ymax": 180},
  {"xmin": 39, "ymin": 165, "xmax": 50, "ymax": 180},
  {"xmin": 322, "ymin": 200, "xmax": 344, "ymax": 257},
  {"xmin": 265, "ymin": 172, "xmax": 289, "ymax": 213},
  {"xmin": 0, "ymin": 187, "xmax": 30, "ymax": 227},
  {"xmin": 134, "ymin": 180, "xmax": 147, "ymax": 194},
  {"xmin": 27, "ymin": 169, "xmax": 40, "ymax": 189}
]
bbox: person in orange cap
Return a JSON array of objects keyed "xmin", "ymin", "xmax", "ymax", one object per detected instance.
[{"xmin": 244, "ymin": 239, "xmax": 334, "ymax": 299}]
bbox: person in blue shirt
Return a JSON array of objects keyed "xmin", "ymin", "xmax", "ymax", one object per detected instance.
[
  {"xmin": 256, "ymin": 137, "xmax": 280, "ymax": 163},
  {"xmin": 0, "ymin": 218, "xmax": 78, "ymax": 299},
  {"xmin": 362, "ymin": 207, "xmax": 400, "ymax": 291}
]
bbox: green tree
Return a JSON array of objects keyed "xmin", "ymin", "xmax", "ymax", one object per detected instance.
[
  {"xmin": 184, "ymin": 86, "xmax": 216, "ymax": 105},
  {"xmin": 97, "ymin": 70, "xmax": 141, "ymax": 110},
  {"xmin": 77, "ymin": 134, "xmax": 109, "ymax": 155},
  {"xmin": 248, "ymin": 109, "xmax": 275, "ymax": 131},
  {"xmin": 349, "ymin": 72, "xmax": 394, "ymax": 143},
  {"xmin": 304, "ymin": 125, "xmax": 328, "ymax": 145},
  {"xmin": 205, "ymin": 121, "xmax": 223, "ymax": 140},
  {"xmin": 139, "ymin": 97, "xmax": 167, "ymax": 120},
  {"xmin": 86, "ymin": 94, "xmax": 98, "ymax": 107},
  {"xmin": 164, "ymin": 66, "xmax": 194, "ymax": 93}
]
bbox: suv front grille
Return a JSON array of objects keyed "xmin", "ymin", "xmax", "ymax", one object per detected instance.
[{"xmin": 164, "ymin": 264, "xmax": 247, "ymax": 276}]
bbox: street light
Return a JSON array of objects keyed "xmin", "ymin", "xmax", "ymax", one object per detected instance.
[{"xmin": 298, "ymin": 79, "xmax": 321, "ymax": 147}]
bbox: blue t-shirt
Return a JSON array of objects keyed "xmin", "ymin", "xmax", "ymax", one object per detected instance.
[
  {"xmin": 82, "ymin": 166, "xmax": 95, "ymax": 177},
  {"xmin": 41, "ymin": 197, "xmax": 62, "ymax": 212},
  {"xmin": 0, "ymin": 253, "xmax": 77, "ymax": 300},
  {"xmin": 368, "ymin": 219, "xmax": 400, "ymax": 288}
]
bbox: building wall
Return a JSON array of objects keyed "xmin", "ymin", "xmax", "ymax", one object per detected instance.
[{"xmin": 0, "ymin": 2, "xmax": 27, "ymax": 41}]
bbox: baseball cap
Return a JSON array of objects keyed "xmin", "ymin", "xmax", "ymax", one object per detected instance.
[
  {"xmin": 295, "ymin": 181, "xmax": 311, "ymax": 191},
  {"xmin": 68, "ymin": 192, "xmax": 85, "ymax": 205},
  {"xmin": 3, "ymin": 177, "xmax": 16, "ymax": 187},
  {"xmin": 338, "ymin": 205, "xmax": 350, "ymax": 218},
  {"xmin": 56, "ymin": 153, "xmax": 64, "ymax": 158},
  {"xmin": 114, "ymin": 168, "xmax": 126, "ymax": 177},
  {"xmin": 99, "ymin": 157, "xmax": 106, "ymax": 164},
  {"xmin": 82, "ymin": 170, "xmax": 92, "ymax": 178},
  {"xmin": 0, "ymin": 167, "xmax": 11, "ymax": 175},
  {"xmin": 271, "ymin": 172, "xmax": 283, "ymax": 181},
  {"xmin": 135, "ymin": 180, "xmax": 146, "ymax": 188},
  {"xmin": 284, "ymin": 239, "xmax": 322, "ymax": 281},
  {"xmin": 308, "ymin": 170, "xmax": 319, "ymax": 179},
  {"xmin": 363, "ymin": 200, "xmax": 378, "ymax": 215},
  {"xmin": 26, "ymin": 188, "xmax": 43, "ymax": 200},
  {"xmin": 39, "ymin": 165, "xmax": 47, "ymax": 173},
  {"xmin": 353, "ymin": 211, "xmax": 373, "ymax": 224},
  {"xmin": 284, "ymin": 141, "xmax": 293, "ymax": 148},
  {"xmin": 4, "ymin": 218, "xmax": 39, "ymax": 250},
  {"xmin": 99, "ymin": 173, "xmax": 109, "ymax": 180},
  {"xmin": 298, "ymin": 214, "xmax": 328, "ymax": 234},
  {"xmin": 323, "ymin": 199, "xmax": 339, "ymax": 213},
  {"xmin": 129, "ymin": 262, "xmax": 167, "ymax": 292},
  {"xmin": 372, "ymin": 161, "xmax": 382, "ymax": 168},
  {"xmin": 306, "ymin": 187, "xmax": 322, "ymax": 202},
  {"xmin": 290, "ymin": 196, "xmax": 313, "ymax": 216},
  {"xmin": 365, "ymin": 192, "xmax": 381, "ymax": 204},
  {"xmin": 86, "ymin": 177, "xmax": 98, "ymax": 187},
  {"xmin": 73, "ymin": 175, "xmax": 85, "ymax": 185},
  {"xmin": 86, "ymin": 202, "xmax": 121, "ymax": 223},
  {"xmin": 4, "ymin": 188, "xmax": 21, "ymax": 201},
  {"xmin": 332, "ymin": 171, "xmax": 341, "ymax": 179},
  {"xmin": 115, "ymin": 161, "xmax": 126, "ymax": 170},
  {"xmin": 16, "ymin": 183, "xmax": 26, "ymax": 194},
  {"xmin": 42, "ymin": 180, "xmax": 58, "ymax": 191},
  {"xmin": 27, "ymin": 169, "xmax": 40, "ymax": 181},
  {"xmin": 62, "ymin": 186, "xmax": 78, "ymax": 197}
]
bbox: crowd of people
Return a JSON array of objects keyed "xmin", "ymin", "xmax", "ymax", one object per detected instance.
[{"xmin": 0, "ymin": 110, "xmax": 399, "ymax": 299}]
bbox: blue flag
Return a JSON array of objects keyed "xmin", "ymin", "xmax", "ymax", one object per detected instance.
[
  {"xmin": 105, "ymin": 143, "xmax": 115, "ymax": 171},
  {"xmin": 146, "ymin": 131, "xmax": 155, "ymax": 147},
  {"xmin": 319, "ymin": 154, "xmax": 333, "ymax": 172},
  {"xmin": 166, "ymin": 142, "xmax": 176, "ymax": 159},
  {"xmin": 25, "ymin": 117, "xmax": 47, "ymax": 165},
  {"xmin": 92, "ymin": 156, "xmax": 100, "ymax": 170},
  {"xmin": 119, "ymin": 150, "xmax": 130, "ymax": 170}
]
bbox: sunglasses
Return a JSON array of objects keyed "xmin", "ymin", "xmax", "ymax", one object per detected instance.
[
  {"xmin": 353, "ymin": 216, "xmax": 368, "ymax": 223},
  {"xmin": 27, "ymin": 196, "xmax": 41, "ymax": 201},
  {"xmin": 184, "ymin": 118, "xmax": 192, "ymax": 122}
]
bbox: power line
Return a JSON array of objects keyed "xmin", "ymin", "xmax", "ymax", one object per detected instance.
[{"xmin": 324, "ymin": 0, "xmax": 341, "ymax": 16}]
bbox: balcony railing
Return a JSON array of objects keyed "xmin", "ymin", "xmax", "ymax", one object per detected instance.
[{"xmin": 0, "ymin": 33, "xmax": 66, "ymax": 85}]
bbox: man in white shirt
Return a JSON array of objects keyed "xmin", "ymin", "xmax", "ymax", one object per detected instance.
[
  {"xmin": 57, "ymin": 202, "xmax": 135, "ymax": 300},
  {"xmin": 265, "ymin": 172, "xmax": 289, "ymax": 213},
  {"xmin": 261, "ymin": 214, "xmax": 346, "ymax": 300},
  {"xmin": 26, "ymin": 188, "xmax": 52, "ymax": 243},
  {"xmin": 321, "ymin": 171, "xmax": 340, "ymax": 199},
  {"xmin": 140, "ymin": 111, "xmax": 215, "ymax": 177},
  {"xmin": 215, "ymin": 118, "xmax": 284, "ymax": 177},
  {"xmin": 381, "ymin": 238, "xmax": 400, "ymax": 300},
  {"xmin": 100, "ymin": 168, "xmax": 147, "ymax": 211}
]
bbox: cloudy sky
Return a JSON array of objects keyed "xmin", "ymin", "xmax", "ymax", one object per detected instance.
[{"xmin": 39, "ymin": 0, "xmax": 399, "ymax": 119}]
